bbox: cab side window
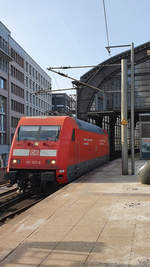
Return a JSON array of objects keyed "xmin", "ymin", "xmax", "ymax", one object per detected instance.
[{"xmin": 72, "ymin": 129, "xmax": 75, "ymax": 141}]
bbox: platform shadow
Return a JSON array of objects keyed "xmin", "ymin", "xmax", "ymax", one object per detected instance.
[{"xmin": 0, "ymin": 240, "xmax": 146, "ymax": 266}]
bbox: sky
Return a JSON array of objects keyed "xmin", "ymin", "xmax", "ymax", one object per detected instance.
[{"xmin": 1, "ymin": 0, "xmax": 150, "ymax": 94}]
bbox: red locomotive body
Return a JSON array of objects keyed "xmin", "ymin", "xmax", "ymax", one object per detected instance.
[{"xmin": 6, "ymin": 116, "xmax": 109, "ymax": 191}]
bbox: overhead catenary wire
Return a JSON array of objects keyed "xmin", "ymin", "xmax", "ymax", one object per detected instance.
[
  {"xmin": 47, "ymin": 64, "xmax": 122, "ymax": 70},
  {"xmin": 102, "ymin": 0, "xmax": 111, "ymax": 55},
  {"xmin": 47, "ymin": 68, "xmax": 104, "ymax": 93},
  {"xmin": 37, "ymin": 62, "xmax": 122, "ymax": 95},
  {"xmin": 48, "ymin": 65, "xmax": 96, "ymax": 70},
  {"xmin": 32, "ymin": 88, "xmax": 76, "ymax": 95},
  {"xmin": 51, "ymin": 71, "xmax": 60, "ymax": 89}
]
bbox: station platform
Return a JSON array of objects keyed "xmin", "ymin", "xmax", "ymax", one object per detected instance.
[{"xmin": 0, "ymin": 157, "xmax": 150, "ymax": 266}]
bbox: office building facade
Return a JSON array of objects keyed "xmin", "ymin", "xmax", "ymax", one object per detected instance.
[
  {"xmin": 0, "ymin": 22, "xmax": 52, "ymax": 166},
  {"xmin": 52, "ymin": 93, "xmax": 76, "ymax": 115}
]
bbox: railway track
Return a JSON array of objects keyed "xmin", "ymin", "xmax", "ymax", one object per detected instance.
[
  {"xmin": 0, "ymin": 187, "xmax": 17, "ymax": 198},
  {"xmin": 0, "ymin": 184, "xmax": 60, "ymax": 225},
  {"xmin": 0, "ymin": 181, "xmax": 10, "ymax": 188},
  {"xmin": 0, "ymin": 192, "xmax": 45, "ymax": 224}
]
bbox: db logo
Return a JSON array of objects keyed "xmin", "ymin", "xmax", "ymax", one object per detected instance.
[{"xmin": 30, "ymin": 150, "xmax": 40, "ymax": 156}]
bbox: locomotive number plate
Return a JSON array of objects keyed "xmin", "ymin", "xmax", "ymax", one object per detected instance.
[{"xmin": 30, "ymin": 149, "xmax": 40, "ymax": 156}]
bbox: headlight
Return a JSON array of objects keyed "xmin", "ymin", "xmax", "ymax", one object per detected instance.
[
  {"xmin": 51, "ymin": 160, "xmax": 56, "ymax": 165},
  {"xmin": 34, "ymin": 142, "xmax": 39, "ymax": 146},
  {"xmin": 12, "ymin": 159, "xmax": 20, "ymax": 164}
]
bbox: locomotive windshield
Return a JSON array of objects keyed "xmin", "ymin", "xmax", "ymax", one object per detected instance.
[{"xmin": 17, "ymin": 125, "xmax": 60, "ymax": 141}]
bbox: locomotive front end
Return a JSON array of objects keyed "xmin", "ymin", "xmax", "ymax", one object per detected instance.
[{"xmin": 6, "ymin": 123, "xmax": 61, "ymax": 192}]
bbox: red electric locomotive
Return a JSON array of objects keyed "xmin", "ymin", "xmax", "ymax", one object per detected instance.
[{"xmin": 6, "ymin": 116, "xmax": 109, "ymax": 192}]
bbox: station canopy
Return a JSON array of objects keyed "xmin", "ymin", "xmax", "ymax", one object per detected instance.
[{"xmin": 76, "ymin": 41, "xmax": 150, "ymax": 120}]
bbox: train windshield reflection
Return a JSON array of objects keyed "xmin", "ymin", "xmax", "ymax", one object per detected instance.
[{"xmin": 17, "ymin": 125, "xmax": 60, "ymax": 141}]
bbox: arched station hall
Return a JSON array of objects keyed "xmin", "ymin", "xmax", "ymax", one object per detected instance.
[{"xmin": 75, "ymin": 42, "xmax": 150, "ymax": 160}]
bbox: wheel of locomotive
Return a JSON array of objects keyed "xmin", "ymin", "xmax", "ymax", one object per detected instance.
[{"xmin": 16, "ymin": 179, "xmax": 27, "ymax": 193}]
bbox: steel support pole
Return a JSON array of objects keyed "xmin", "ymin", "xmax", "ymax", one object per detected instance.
[
  {"xmin": 131, "ymin": 42, "xmax": 135, "ymax": 174},
  {"xmin": 121, "ymin": 59, "xmax": 128, "ymax": 175}
]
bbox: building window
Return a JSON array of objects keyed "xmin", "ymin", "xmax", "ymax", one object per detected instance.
[
  {"xmin": 11, "ymin": 48, "xmax": 24, "ymax": 68},
  {"xmin": 11, "ymin": 100, "xmax": 24, "ymax": 114},
  {"xmin": 0, "ymin": 96, "xmax": 6, "ymax": 113},
  {"xmin": 33, "ymin": 68, "xmax": 35, "ymax": 78},
  {"xmin": 26, "ymin": 106, "xmax": 29, "ymax": 116},
  {"xmin": 29, "ymin": 79, "xmax": 32, "ymax": 89},
  {"xmin": 0, "ymin": 133, "xmax": 6, "ymax": 144},
  {"xmin": 33, "ymin": 95, "xmax": 35, "ymax": 105},
  {"xmin": 0, "ymin": 35, "xmax": 8, "ymax": 54},
  {"xmin": 26, "ymin": 62, "xmax": 28, "ymax": 73},
  {"xmin": 0, "ymin": 96, "xmax": 6, "ymax": 144},
  {"xmin": 11, "ymin": 83, "xmax": 24, "ymax": 99},
  {"xmin": 26, "ymin": 76, "xmax": 28, "ymax": 87},
  {"xmin": 0, "ymin": 77, "xmax": 6, "ymax": 89},
  {"xmin": 33, "ymin": 82, "xmax": 35, "ymax": 91},
  {"xmin": 11, "ymin": 66, "xmax": 24, "ymax": 83},
  {"xmin": 29, "ymin": 65, "xmax": 32, "ymax": 75},
  {"xmin": 38, "ymin": 73, "xmax": 40, "ymax": 83},
  {"xmin": 26, "ymin": 91, "xmax": 29, "ymax": 102},
  {"xmin": 0, "ymin": 58, "xmax": 8, "ymax": 73},
  {"xmin": 30, "ymin": 93, "xmax": 32, "ymax": 103},
  {"xmin": 0, "ymin": 77, "xmax": 4, "ymax": 89},
  {"xmin": 11, "ymin": 117, "xmax": 19, "ymax": 128},
  {"xmin": 0, "ymin": 114, "xmax": 4, "ymax": 131}
]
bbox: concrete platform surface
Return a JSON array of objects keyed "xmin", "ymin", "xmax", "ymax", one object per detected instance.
[{"xmin": 0, "ymin": 158, "xmax": 150, "ymax": 266}]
